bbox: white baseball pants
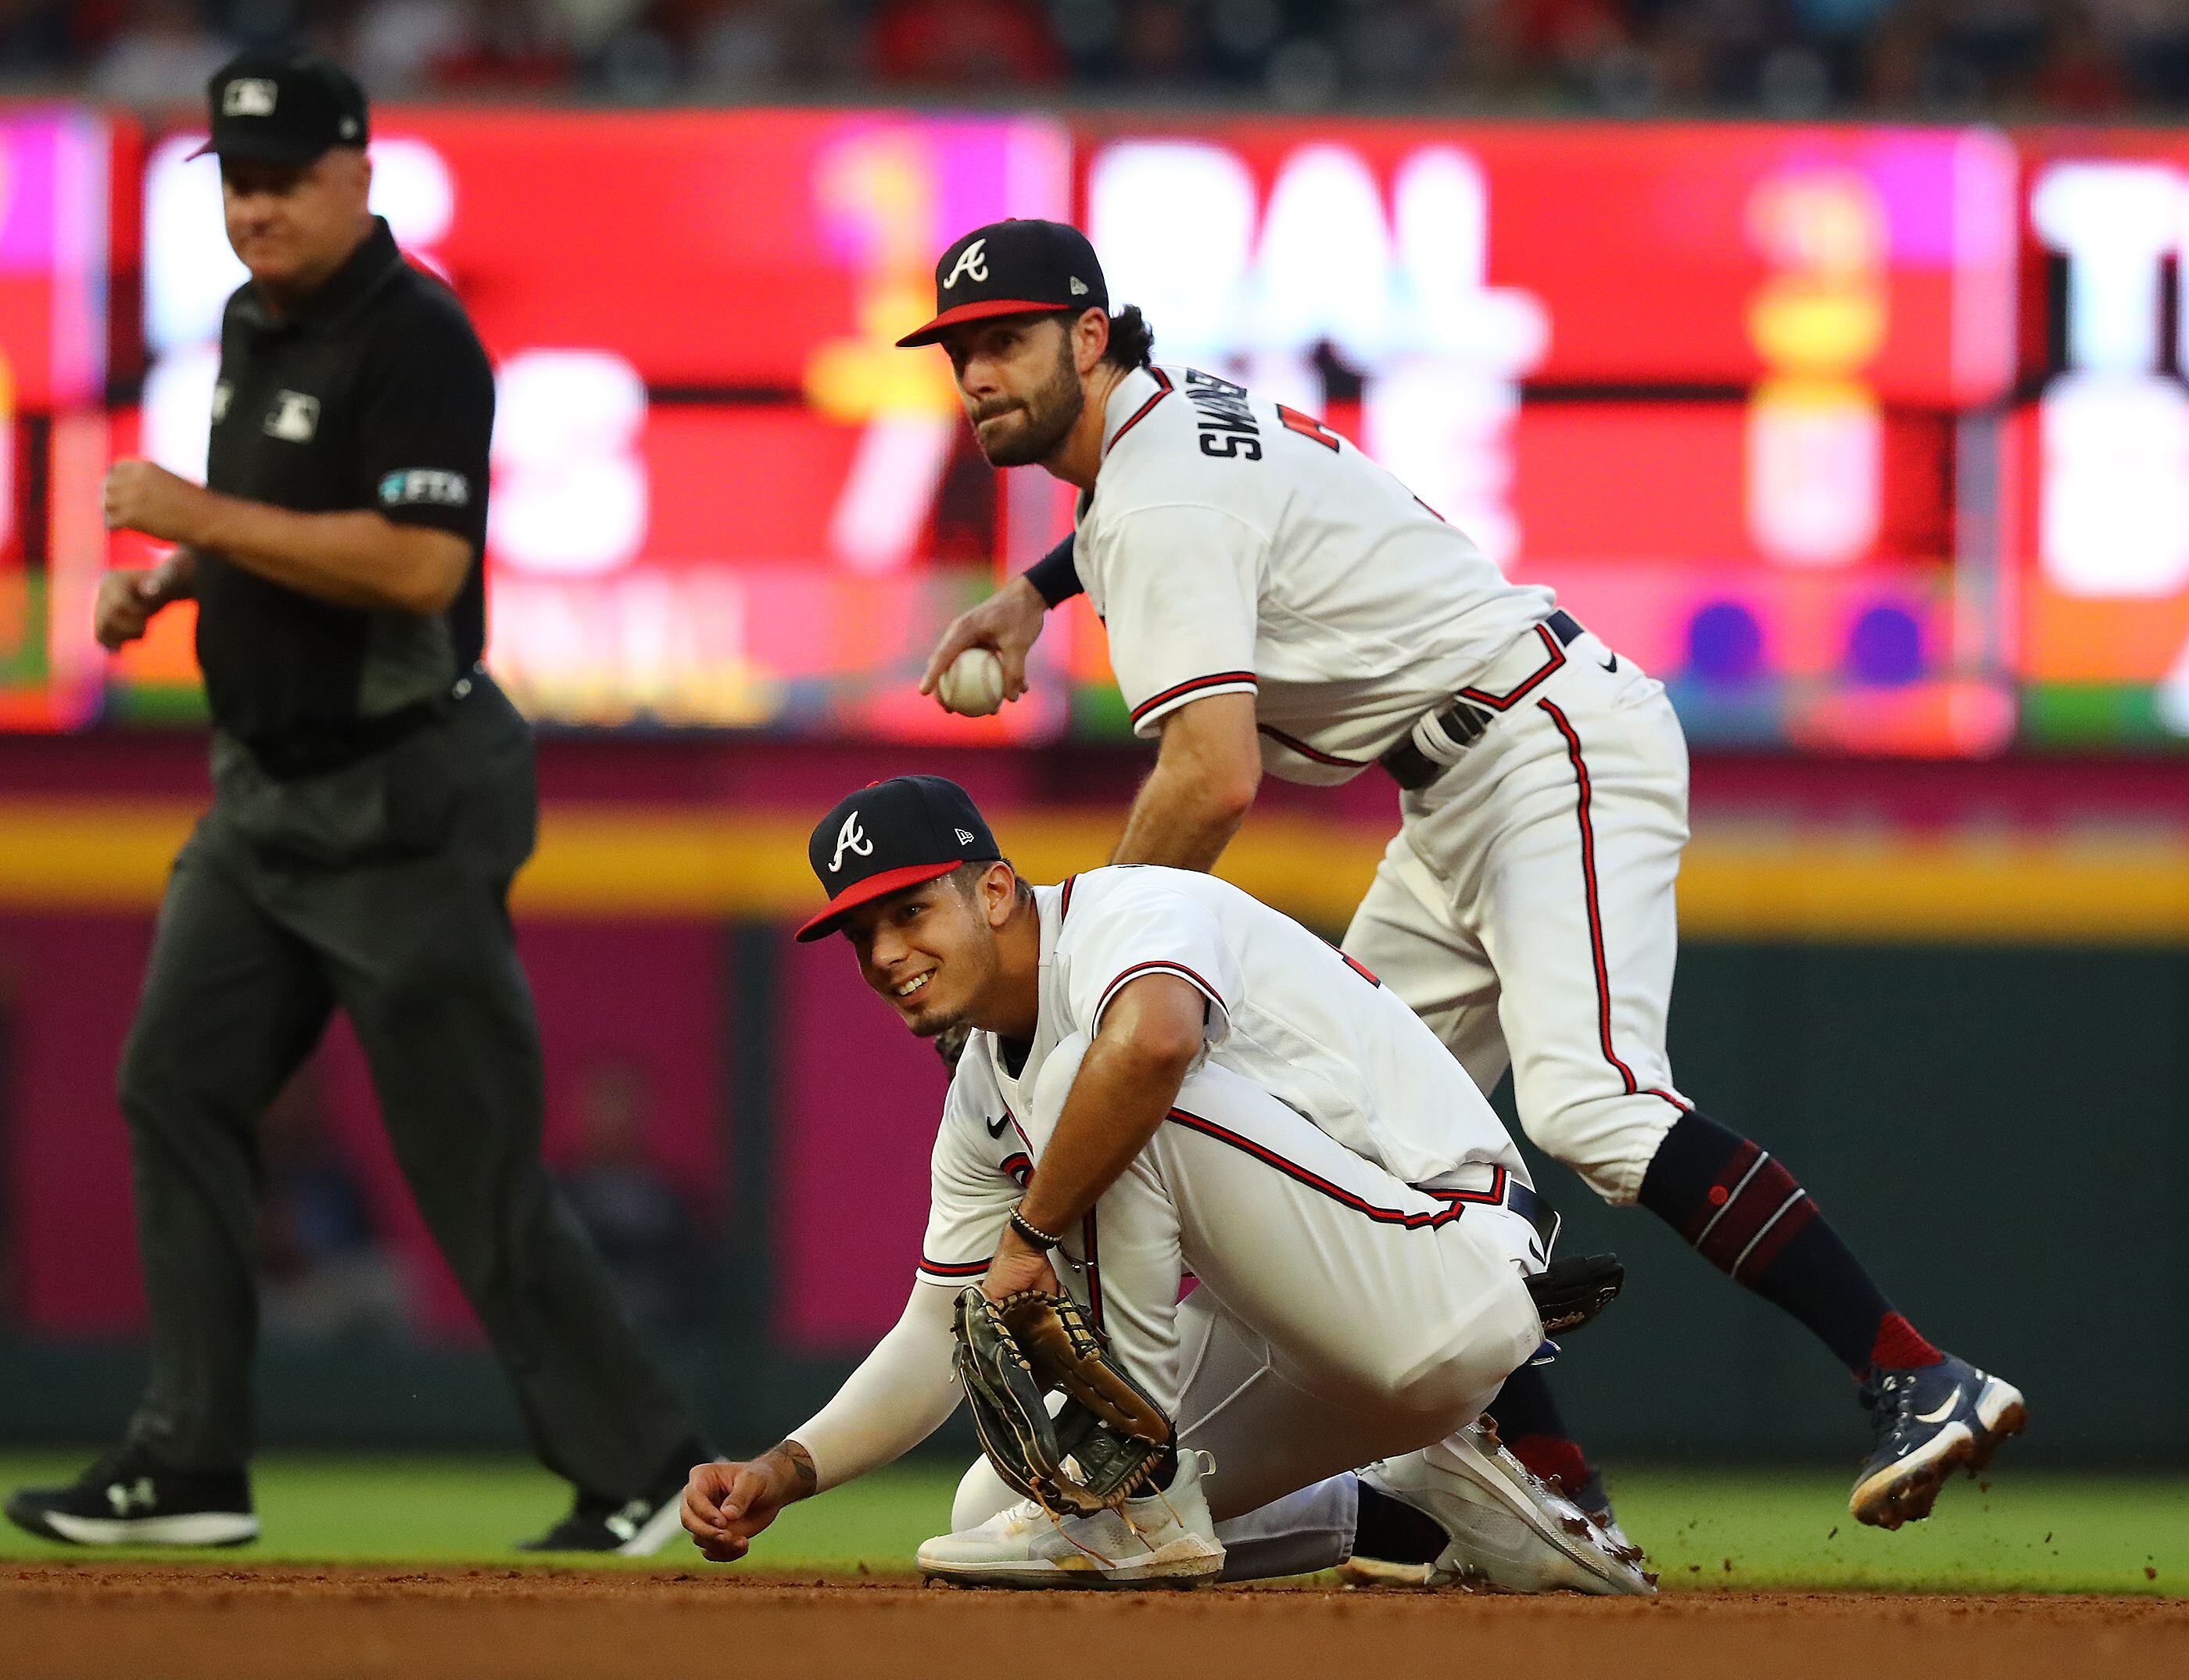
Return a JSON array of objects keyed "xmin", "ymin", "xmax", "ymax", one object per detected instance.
[
  {"xmin": 1343, "ymin": 625, "xmax": 1693, "ymax": 1206},
  {"xmin": 952, "ymin": 1032, "xmax": 1544, "ymax": 1575}
]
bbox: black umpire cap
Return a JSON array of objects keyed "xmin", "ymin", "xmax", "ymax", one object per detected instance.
[
  {"xmin": 191, "ymin": 51, "xmax": 370, "ymax": 166},
  {"xmin": 797, "ymin": 776, "xmax": 1003, "ymax": 941},
  {"xmin": 895, "ymin": 219, "xmax": 1109, "ymax": 347}
]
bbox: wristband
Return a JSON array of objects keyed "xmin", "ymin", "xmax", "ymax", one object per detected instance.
[
  {"xmin": 1009, "ymin": 1206, "xmax": 1066, "ymax": 1251},
  {"xmin": 1023, "ymin": 535, "xmax": 1083, "ymax": 607}
]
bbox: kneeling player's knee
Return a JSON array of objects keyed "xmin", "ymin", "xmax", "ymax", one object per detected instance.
[{"xmin": 1517, "ymin": 1092, "xmax": 1682, "ymax": 1206}]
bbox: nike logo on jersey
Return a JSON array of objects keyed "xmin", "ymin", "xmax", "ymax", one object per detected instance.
[
  {"xmin": 1913, "ymin": 1386, "xmax": 1963, "ymax": 1424},
  {"xmin": 985, "ymin": 1113, "xmax": 1011, "ymax": 1138},
  {"xmin": 830, "ymin": 811, "xmax": 873, "ymax": 872},
  {"xmin": 1600, "ymin": 653, "xmax": 1618, "ymax": 672}
]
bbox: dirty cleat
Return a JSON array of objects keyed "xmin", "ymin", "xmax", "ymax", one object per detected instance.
[
  {"xmin": 1342, "ymin": 1422, "xmax": 1655, "ymax": 1595},
  {"xmin": 919, "ymin": 1451, "xmax": 1224, "ymax": 1589},
  {"xmin": 1850, "ymin": 1356, "xmax": 2026, "ymax": 1530},
  {"xmin": 5, "ymin": 1449, "xmax": 256, "ymax": 1548}
]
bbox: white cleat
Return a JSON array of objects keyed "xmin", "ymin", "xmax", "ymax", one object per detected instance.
[
  {"xmin": 1343, "ymin": 1423, "xmax": 1656, "ymax": 1596},
  {"xmin": 919, "ymin": 1452, "xmax": 1225, "ymax": 1589}
]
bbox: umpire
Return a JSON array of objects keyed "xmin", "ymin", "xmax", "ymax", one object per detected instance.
[{"xmin": 4, "ymin": 53, "xmax": 708, "ymax": 1554}]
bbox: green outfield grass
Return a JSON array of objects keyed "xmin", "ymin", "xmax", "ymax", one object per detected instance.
[{"xmin": 0, "ymin": 1452, "xmax": 2180, "ymax": 1595}]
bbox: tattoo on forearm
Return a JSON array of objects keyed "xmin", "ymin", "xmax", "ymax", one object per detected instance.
[{"xmin": 773, "ymin": 1440, "xmax": 818, "ymax": 1495}]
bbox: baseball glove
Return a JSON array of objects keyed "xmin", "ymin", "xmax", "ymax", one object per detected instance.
[
  {"xmin": 1526, "ymin": 1252, "xmax": 1625, "ymax": 1335},
  {"xmin": 953, "ymin": 1286, "xmax": 1174, "ymax": 1517}
]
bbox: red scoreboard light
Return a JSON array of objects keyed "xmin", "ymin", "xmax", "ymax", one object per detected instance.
[
  {"xmin": 2007, "ymin": 130, "xmax": 2189, "ymax": 747},
  {"xmin": 0, "ymin": 109, "xmax": 113, "ymax": 733},
  {"xmin": 1080, "ymin": 120, "xmax": 2019, "ymax": 754},
  {"xmin": 84, "ymin": 111, "xmax": 2078, "ymax": 758},
  {"xmin": 131, "ymin": 109, "xmax": 1077, "ymax": 736}
]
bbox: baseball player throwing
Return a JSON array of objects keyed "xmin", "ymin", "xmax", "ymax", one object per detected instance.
[
  {"xmin": 909, "ymin": 218, "xmax": 2022, "ymax": 1541},
  {"xmin": 679, "ymin": 775, "xmax": 1650, "ymax": 1591}
]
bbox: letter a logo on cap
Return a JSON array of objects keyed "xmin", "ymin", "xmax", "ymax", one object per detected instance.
[
  {"xmin": 830, "ymin": 811, "xmax": 874, "ymax": 873},
  {"xmin": 942, "ymin": 238, "xmax": 989, "ymax": 290}
]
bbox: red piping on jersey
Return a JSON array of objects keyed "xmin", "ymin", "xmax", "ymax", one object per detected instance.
[
  {"xmin": 1256, "ymin": 723, "xmax": 1368, "ymax": 768},
  {"xmin": 1454, "ymin": 623, "xmax": 1567, "ymax": 712},
  {"xmin": 1097, "ymin": 960, "xmax": 1227, "ymax": 1025},
  {"xmin": 1167, "ymin": 1105, "xmax": 1509, "ymax": 1228},
  {"xmin": 1105, "ymin": 367, "xmax": 1174, "ymax": 453},
  {"xmin": 1338, "ymin": 951, "xmax": 1381, "ymax": 987},
  {"xmin": 1001, "ymin": 1152, "xmax": 1034, "ymax": 1187},
  {"xmin": 1538, "ymin": 697, "xmax": 1690, "ymax": 1116},
  {"xmin": 1059, "ymin": 874, "xmax": 1077, "ymax": 922},
  {"xmin": 1130, "ymin": 671, "xmax": 1258, "ymax": 726}
]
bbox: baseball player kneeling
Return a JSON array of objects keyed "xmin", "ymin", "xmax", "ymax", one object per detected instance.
[{"xmin": 679, "ymin": 776, "xmax": 1650, "ymax": 1592}]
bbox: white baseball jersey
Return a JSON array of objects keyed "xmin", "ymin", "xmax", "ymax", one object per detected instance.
[
  {"xmin": 915, "ymin": 864, "xmax": 1524, "ymax": 1284},
  {"xmin": 1072, "ymin": 363, "xmax": 1556, "ymax": 786},
  {"xmin": 786, "ymin": 865, "xmax": 1546, "ymax": 1553},
  {"xmin": 1066, "ymin": 360, "xmax": 1697, "ymax": 1210}
]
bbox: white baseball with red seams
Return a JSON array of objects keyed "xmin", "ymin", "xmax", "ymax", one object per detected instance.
[
  {"xmin": 936, "ymin": 647, "xmax": 1006, "ymax": 717},
  {"xmin": 1070, "ymin": 362, "xmax": 1693, "ymax": 1203}
]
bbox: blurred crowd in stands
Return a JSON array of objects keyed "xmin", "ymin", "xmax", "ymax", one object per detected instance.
[{"xmin": 0, "ymin": 0, "xmax": 2172, "ymax": 120}]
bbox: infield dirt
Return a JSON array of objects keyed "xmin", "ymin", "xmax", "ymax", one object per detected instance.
[{"xmin": 6, "ymin": 1564, "xmax": 2184, "ymax": 1680}]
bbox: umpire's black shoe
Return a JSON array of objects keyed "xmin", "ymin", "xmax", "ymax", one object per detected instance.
[
  {"xmin": 5, "ymin": 1449, "xmax": 256, "ymax": 1547},
  {"xmin": 516, "ymin": 1438, "xmax": 711, "ymax": 1556}
]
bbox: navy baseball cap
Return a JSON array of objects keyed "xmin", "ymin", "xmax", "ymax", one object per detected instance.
[
  {"xmin": 797, "ymin": 776, "xmax": 1003, "ymax": 941},
  {"xmin": 192, "ymin": 52, "xmax": 369, "ymax": 165},
  {"xmin": 895, "ymin": 219, "xmax": 1109, "ymax": 348}
]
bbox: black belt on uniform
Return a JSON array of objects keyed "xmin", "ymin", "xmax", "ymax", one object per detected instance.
[
  {"xmin": 1504, "ymin": 1176, "xmax": 1561, "ymax": 1256},
  {"xmin": 1380, "ymin": 610, "xmax": 1584, "ymax": 793},
  {"xmin": 243, "ymin": 668, "xmax": 481, "ymax": 781}
]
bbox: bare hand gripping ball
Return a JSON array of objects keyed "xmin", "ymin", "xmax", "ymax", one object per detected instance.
[{"xmin": 937, "ymin": 647, "xmax": 1005, "ymax": 717}]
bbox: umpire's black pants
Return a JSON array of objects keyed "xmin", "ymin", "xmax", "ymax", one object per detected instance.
[{"xmin": 116, "ymin": 675, "xmax": 700, "ymax": 1499}]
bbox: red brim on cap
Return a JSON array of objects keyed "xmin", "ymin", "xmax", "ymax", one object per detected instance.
[
  {"xmin": 794, "ymin": 860, "xmax": 964, "ymax": 942},
  {"xmin": 895, "ymin": 298, "xmax": 1077, "ymax": 348}
]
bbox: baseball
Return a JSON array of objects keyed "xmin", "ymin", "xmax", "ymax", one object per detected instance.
[{"xmin": 937, "ymin": 647, "xmax": 1006, "ymax": 717}]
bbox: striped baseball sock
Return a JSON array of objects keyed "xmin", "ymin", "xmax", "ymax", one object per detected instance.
[{"xmin": 1637, "ymin": 1110, "xmax": 1944, "ymax": 1377}]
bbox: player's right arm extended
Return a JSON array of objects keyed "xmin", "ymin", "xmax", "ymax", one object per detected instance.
[
  {"xmin": 1109, "ymin": 691, "xmax": 1262, "ymax": 870},
  {"xmin": 681, "ymin": 1281, "xmax": 961, "ymax": 1560}
]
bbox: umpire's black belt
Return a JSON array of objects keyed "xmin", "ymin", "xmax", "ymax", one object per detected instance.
[
  {"xmin": 241, "ymin": 669, "xmax": 481, "ymax": 780},
  {"xmin": 1380, "ymin": 610, "xmax": 1584, "ymax": 793}
]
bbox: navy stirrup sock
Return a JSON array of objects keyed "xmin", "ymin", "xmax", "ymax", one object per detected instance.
[{"xmin": 1638, "ymin": 1110, "xmax": 1942, "ymax": 1376}]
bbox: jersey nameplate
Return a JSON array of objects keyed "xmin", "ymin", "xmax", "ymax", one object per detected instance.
[{"xmin": 1184, "ymin": 368, "xmax": 1263, "ymax": 461}]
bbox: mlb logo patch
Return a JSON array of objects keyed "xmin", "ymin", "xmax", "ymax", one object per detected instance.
[
  {"xmin": 223, "ymin": 78, "xmax": 278, "ymax": 118},
  {"xmin": 264, "ymin": 391, "xmax": 320, "ymax": 442}
]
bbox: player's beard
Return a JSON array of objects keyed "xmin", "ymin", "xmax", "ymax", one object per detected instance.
[{"xmin": 972, "ymin": 341, "xmax": 1084, "ymax": 467}]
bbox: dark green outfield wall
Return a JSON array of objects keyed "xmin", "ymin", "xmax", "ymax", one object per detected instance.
[
  {"xmin": 5, "ymin": 940, "xmax": 2183, "ymax": 1463},
  {"xmin": 1512, "ymin": 943, "xmax": 2189, "ymax": 1463}
]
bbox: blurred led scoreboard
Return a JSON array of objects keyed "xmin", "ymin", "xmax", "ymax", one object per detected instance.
[{"xmin": 6, "ymin": 109, "xmax": 2187, "ymax": 752}]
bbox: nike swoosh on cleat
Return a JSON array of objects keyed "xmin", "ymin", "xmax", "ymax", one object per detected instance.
[{"xmin": 1914, "ymin": 1386, "xmax": 1963, "ymax": 1424}]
